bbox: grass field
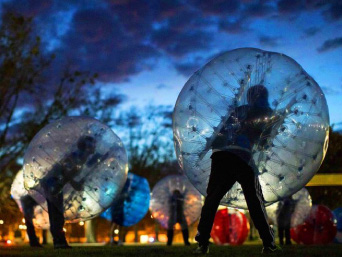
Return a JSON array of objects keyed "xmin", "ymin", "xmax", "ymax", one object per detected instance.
[{"xmin": 1, "ymin": 244, "xmax": 342, "ymax": 257}]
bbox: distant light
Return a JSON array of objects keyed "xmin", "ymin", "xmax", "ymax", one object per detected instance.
[
  {"xmin": 22, "ymin": 218, "xmax": 25, "ymax": 224},
  {"xmin": 6, "ymin": 240, "xmax": 12, "ymax": 244},
  {"xmin": 19, "ymin": 225, "xmax": 27, "ymax": 230},
  {"xmin": 150, "ymin": 215, "xmax": 153, "ymax": 219},
  {"xmin": 63, "ymin": 228, "xmax": 67, "ymax": 232},
  {"xmin": 140, "ymin": 235, "xmax": 149, "ymax": 244},
  {"xmin": 148, "ymin": 237, "xmax": 154, "ymax": 243},
  {"xmin": 0, "ymin": 220, "xmax": 4, "ymax": 224},
  {"xmin": 79, "ymin": 221, "xmax": 85, "ymax": 226},
  {"xmin": 114, "ymin": 229, "xmax": 119, "ymax": 234}
]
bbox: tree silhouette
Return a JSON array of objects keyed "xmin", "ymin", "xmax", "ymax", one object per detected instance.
[{"xmin": 0, "ymin": 13, "xmax": 124, "ymax": 219}]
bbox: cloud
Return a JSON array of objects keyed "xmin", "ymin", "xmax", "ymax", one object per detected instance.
[
  {"xmin": 259, "ymin": 35, "xmax": 280, "ymax": 47},
  {"xmin": 317, "ymin": 37, "xmax": 342, "ymax": 52},
  {"xmin": 321, "ymin": 85, "xmax": 342, "ymax": 95},
  {"xmin": 151, "ymin": 26, "xmax": 212, "ymax": 57},
  {"xmin": 58, "ymin": 8, "xmax": 159, "ymax": 82},
  {"xmin": 303, "ymin": 27, "xmax": 320, "ymax": 37},
  {"xmin": 323, "ymin": 1, "xmax": 342, "ymax": 21},
  {"xmin": 219, "ymin": 19, "xmax": 249, "ymax": 34},
  {"xmin": 192, "ymin": 0, "xmax": 241, "ymax": 16}
]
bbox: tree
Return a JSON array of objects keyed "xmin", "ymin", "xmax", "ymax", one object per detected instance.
[{"xmin": 0, "ymin": 13, "xmax": 123, "ymax": 219}]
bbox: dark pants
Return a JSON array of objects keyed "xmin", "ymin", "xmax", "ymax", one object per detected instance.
[
  {"xmin": 21, "ymin": 195, "xmax": 40, "ymax": 246},
  {"xmin": 46, "ymin": 192, "xmax": 68, "ymax": 246},
  {"xmin": 278, "ymin": 226, "xmax": 291, "ymax": 245},
  {"xmin": 196, "ymin": 151, "xmax": 274, "ymax": 246}
]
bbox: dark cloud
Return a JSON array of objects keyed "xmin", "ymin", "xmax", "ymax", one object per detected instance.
[
  {"xmin": 259, "ymin": 35, "xmax": 280, "ymax": 47},
  {"xmin": 219, "ymin": 19, "xmax": 249, "ymax": 34},
  {"xmin": 317, "ymin": 37, "xmax": 342, "ymax": 52},
  {"xmin": 58, "ymin": 8, "xmax": 159, "ymax": 82},
  {"xmin": 244, "ymin": 1, "xmax": 275, "ymax": 17},
  {"xmin": 151, "ymin": 26, "xmax": 212, "ymax": 57},
  {"xmin": 303, "ymin": 27, "xmax": 320, "ymax": 37},
  {"xmin": 156, "ymin": 83, "xmax": 170, "ymax": 90},
  {"xmin": 2, "ymin": 0, "xmax": 53, "ymax": 17},
  {"xmin": 324, "ymin": 1, "xmax": 342, "ymax": 21},
  {"xmin": 192, "ymin": 0, "xmax": 241, "ymax": 16},
  {"xmin": 277, "ymin": 0, "xmax": 303, "ymax": 14}
]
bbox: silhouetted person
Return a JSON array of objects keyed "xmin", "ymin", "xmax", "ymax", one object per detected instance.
[
  {"xmin": 194, "ymin": 85, "xmax": 280, "ymax": 254},
  {"xmin": 20, "ymin": 195, "xmax": 42, "ymax": 247},
  {"xmin": 276, "ymin": 196, "xmax": 296, "ymax": 245},
  {"xmin": 167, "ymin": 189, "xmax": 190, "ymax": 246},
  {"xmin": 40, "ymin": 135, "xmax": 107, "ymax": 249}
]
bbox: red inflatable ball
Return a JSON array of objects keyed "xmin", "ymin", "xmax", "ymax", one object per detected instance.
[
  {"xmin": 290, "ymin": 205, "xmax": 337, "ymax": 245},
  {"xmin": 211, "ymin": 208, "xmax": 250, "ymax": 245}
]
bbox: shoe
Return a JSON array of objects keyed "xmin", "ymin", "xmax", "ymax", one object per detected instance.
[
  {"xmin": 54, "ymin": 244, "xmax": 72, "ymax": 249},
  {"xmin": 261, "ymin": 244, "xmax": 282, "ymax": 254},
  {"xmin": 193, "ymin": 244, "xmax": 209, "ymax": 254}
]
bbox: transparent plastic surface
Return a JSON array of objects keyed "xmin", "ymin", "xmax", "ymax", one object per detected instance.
[
  {"xmin": 211, "ymin": 208, "xmax": 249, "ymax": 245},
  {"xmin": 291, "ymin": 205, "xmax": 337, "ymax": 244},
  {"xmin": 150, "ymin": 175, "xmax": 202, "ymax": 229},
  {"xmin": 266, "ymin": 187, "xmax": 312, "ymax": 227},
  {"xmin": 23, "ymin": 116, "xmax": 128, "ymax": 222},
  {"xmin": 100, "ymin": 172, "xmax": 150, "ymax": 227},
  {"xmin": 11, "ymin": 170, "xmax": 49, "ymax": 229},
  {"xmin": 173, "ymin": 48, "xmax": 329, "ymax": 208}
]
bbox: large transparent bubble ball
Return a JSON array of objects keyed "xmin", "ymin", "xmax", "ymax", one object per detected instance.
[
  {"xmin": 150, "ymin": 175, "xmax": 202, "ymax": 229},
  {"xmin": 23, "ymin": 116, "xmax": 128, "ymax": 222},
  {"xmin": 100, "ymin": 172, "xmax": 150, "ymax": 227},
  {"xmin": 11, "ymin": 170, "xmax": 49, "ymax": 229},
  {"xmin": 266, "ymin": 187, "xmax": 312, "ymax": 227},
  {"xmin": 173, "ymin": 48, "xmax": 329, "ymax": 208}
]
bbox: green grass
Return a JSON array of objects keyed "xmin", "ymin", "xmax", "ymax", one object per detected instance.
[{"xmin": 1, "ymin": 244, "xmax": 342, "ymax": 257}]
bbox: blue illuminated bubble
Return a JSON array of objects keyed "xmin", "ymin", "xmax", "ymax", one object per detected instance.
[
  {"xmin": 333, "ymin": 207, "xmax": 342, "ymax": 243},
  {"xmin": 173, "ymin": 48, "xmax": 329, "ymax": 208},
  {"xmin": 23, "ymin": 116, "xmax": 128, "ymax": 222},
  {"xmin": 101, "ymin": 172, "xmax": 150, "ymax": 227}
]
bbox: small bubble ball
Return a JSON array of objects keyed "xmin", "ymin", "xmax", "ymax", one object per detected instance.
[
  {"xmin": 291, "ymin": 205, "xmax": 337, "ymax": 244},
  {"xmin": 266, "ymin": 187, "xmax": 312, "ymax": 227},
  {"xmin": 23, "ymin": 116, "xmax": 128, "ymax": 222},
  {"xmin": 11, "ymin": 170, "xmax": 49, "ymax": 229},
  {"xmin": 211, "ymin": 208, "xmax": 250, "ymax": 245},
  {"xmin": 150, "ymin": 175, "xmax": 202, "ymax": 229},
  {"xmin": 173, "ymin": 48, "xmax": 329, "ymax": 208},
  {"xmin": 100, "ymin": 172, "xmax": 150, "ymax": 227}
]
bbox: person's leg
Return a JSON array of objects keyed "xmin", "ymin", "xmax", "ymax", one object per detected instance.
[
  {"xmin": 180, "ymin": 218, "xmax": 190, "ymax": 246},
  {"xmin": 237, "ymin": 163, "xmax": 275, "ymax": 247},
  {"xmin": 167, "ymin": 229, "xmax": 174, "ymax": 246},
  {"xmin": 196, "ymin": 152, "xmax": 236, "ymax": 246},
  {"xmin": 278, "ymin": 226, "xmax": 284, "ymax": 245},
  {"xmin": 21, "ymin": 196, "xmax": 41, "ymax": 247},
  {"xmin": 47, "ymin": 193, "xmax": 69, "ymax": 248},
  {"xmin": 285, "ymin": 227, "xmax": 291, "ymax": 245},
  {"xmin": 109, "ymin": 222, "xmax": 115, "ymax": 244}
]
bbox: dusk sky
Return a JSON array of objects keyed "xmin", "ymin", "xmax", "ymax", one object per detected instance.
[{"xmin": 1, "ymin": 0, "xmax": 342, "ymax": 128}]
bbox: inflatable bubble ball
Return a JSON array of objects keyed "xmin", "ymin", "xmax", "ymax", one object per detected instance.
[
  {"xmin": 100, "ymin": 172, "xmax": 150, "ymax": 227},
  {"xmin": 291, "ymin": 205, "xmax": 337, "ymax": 244},
  {"xmin": 173, "ymin": 48, "xmax": 329, "ymax": 208},
  {"xmin": 23, "ymin": 116, "xmax": 128, "ymax": 222},
  {"xmin": 11, "ymin": 170, "xmax": 49, "ymax": 229},
  {"xmin": 333, "ymin": 207, "xmax": 342, "ymax": 243},
  {"xmin": 266, "ymin": 187, "xmax": 312, "ymax": 227},
  {"xmin": 211, "ymin": 208, "xmax": 249, "ymax": 245},
  {"xmin": 150, "ymin": 175, "xmax": 202, "ymax": 229}
]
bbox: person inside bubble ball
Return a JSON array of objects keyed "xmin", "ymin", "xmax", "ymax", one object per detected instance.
[
  {"xmin": 276, "ymin": 196, "xmax": 296, "ymax": 245},
  {"xmin": 20, "ymin": 195, "xmax": 42, "ymax": 247},
  {"xmin": 40, "ymin": 135, "xmax": 108, "ymax": 249},
  {"xmin": 167, "ymin": 189, "xmax": 190, "ymax": 246},
  {"xmin": 194, "ymin": 85, "xmax": 281, "ymax": 254}
]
